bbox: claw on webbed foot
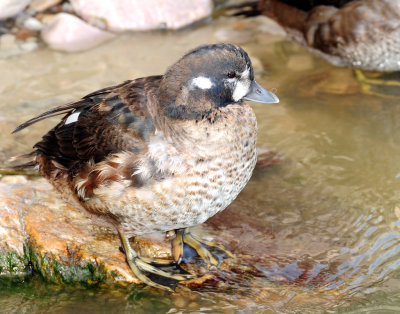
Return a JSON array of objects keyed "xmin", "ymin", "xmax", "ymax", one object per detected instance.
[{"xmin": 119, "ymin": 230, "xmax": 192, "ymax": 292}]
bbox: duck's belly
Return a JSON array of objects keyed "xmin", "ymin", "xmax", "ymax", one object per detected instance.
[{"xmin": 97, "ymin": 149, "xmax": 257, "ymax": 236}]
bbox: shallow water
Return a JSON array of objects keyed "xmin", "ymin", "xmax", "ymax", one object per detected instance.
[{"xmin": 1, "ymin": 12, "xmax": 400, "ymax": 313}]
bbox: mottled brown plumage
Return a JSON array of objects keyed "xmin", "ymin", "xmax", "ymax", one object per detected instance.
[
  {"xmin": 13, "ymin": 43, "xmax": 279, "ymax": 291},
  {"xmin": 234, "ymin": 0, "xmax": 400, "ymax": 71}
]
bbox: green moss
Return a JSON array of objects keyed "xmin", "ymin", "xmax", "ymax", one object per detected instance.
[
  {"xmin": 25, "ymin": 244, "xmax": 108, "ymax": 285},
  {"xmin": 0, "ymin": 250, "xmax": 26, "ymax": 277}
]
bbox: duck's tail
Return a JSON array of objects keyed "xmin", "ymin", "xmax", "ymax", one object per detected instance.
[{"xmin": 8, "ymin": 152, "xmax": 38, "ymax": 170}]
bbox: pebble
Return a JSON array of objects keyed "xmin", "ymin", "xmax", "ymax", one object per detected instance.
[
  {"xmin": 24, "ymin": 16, "xmax": 43, "ymax": 31},
  {"xmin": 19, "ymin": 39, "xmax": 39, "ymax": 52},
  {"xmin": 41, "ymin": 13, "xmax": 115, "ymax": 52},
  {"xmin": 0, "ymin": 0, "xmax": 31, "ymax": 20},
  {"xmin": 29, "ymin": 0, "xmax": 61, "ymax": 12}
]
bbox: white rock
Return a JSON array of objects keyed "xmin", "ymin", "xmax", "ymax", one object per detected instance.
[
  {"xmin": 24, "ymin": 16, "xmax": 43, "ymax": 31},
  {"xmin": 70, "ymin": 0, "xmax": 213, "ymax": 32},
  {"xmin": 0, "ymin": 0, "xmax": 31, "ymax": 20},
  {"xmin": 29, "ymin": 0, "xmax": 61, "ymax": 12},
  {"xmin": 41, "ymin": 13, "xmax": 115, "ymax": 52},
  {"xmin": 19, "ymin": 39, "xmax": 39, "ymax": 52}
]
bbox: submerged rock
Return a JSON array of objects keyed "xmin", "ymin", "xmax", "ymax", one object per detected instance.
[
  {"xmin": 41, "ymin": 13, "xmax": 115, "ymax": 52},
  {"xmin": 70, "ymin": 0, "xmax": 213, "ymax": 31}
]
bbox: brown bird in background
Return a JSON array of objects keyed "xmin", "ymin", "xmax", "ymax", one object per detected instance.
[{"xmin": 233, "ymin": 0, "xmax": 400, "ymax": 72}]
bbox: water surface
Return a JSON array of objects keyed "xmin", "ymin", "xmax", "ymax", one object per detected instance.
[{"xmin": 1, "ymin": 13, "xmax": 400, "ymax": 313}]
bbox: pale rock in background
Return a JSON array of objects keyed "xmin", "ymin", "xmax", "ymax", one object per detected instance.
[
  {"xmin": 0, "ymin": 0, "xmax": 31, "ymax": 19},
  {"xmin": 41, "ymin": 13, "xmax": 115, "ymax": 52},
  {"xmin": 70, "ymin": 0, "xmax": 213, "ymax": 31},
  {"xmin": 29, "ymin": 0, "xmax": 61, "ymax": 12}
]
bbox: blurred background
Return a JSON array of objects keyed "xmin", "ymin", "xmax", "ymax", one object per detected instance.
[{"xmin": 1, "ymin": 0, "xmax": 400, "ymax": 312}]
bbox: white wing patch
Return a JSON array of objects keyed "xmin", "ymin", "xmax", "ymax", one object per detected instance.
[
  {"xmin": 192, "ymin": 76, "xmax": 213, "ymax": 89},
  {"xmin": 65, "ymin": 111, "xmax": 81, "ymax": 125}
]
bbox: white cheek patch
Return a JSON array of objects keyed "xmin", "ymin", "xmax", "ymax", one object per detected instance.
[
  {"xmin": 65, "ymin": 111, "xmax": 81, "ymax": 125},
  {"xmin": 232, "ymin": 67, "xmax": 251, "ymax": 102},
  {"xmin": 192, "ymin": 76, "xmax": 213, "ymax": 89},
  {"xmin": 232, "ymin": 80, "xmax": 250, "ymax": 102},
  {"xmin": 241, "ymin": 67, "xmax": 250, "ymax": 80}
]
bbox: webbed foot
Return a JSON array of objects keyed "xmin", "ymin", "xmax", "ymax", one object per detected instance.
[
  {"xmin": 119, "ymin": 231, "xmax": 192, "ymax": 292},
  {"xmin": 172, "ymin": 228, "xmax": 234, "ymax": 268}
]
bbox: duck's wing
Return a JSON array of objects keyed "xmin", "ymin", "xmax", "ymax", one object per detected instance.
[{"xmin": 13, "ymin": 76, "xmax": 162, "ymax": 172}]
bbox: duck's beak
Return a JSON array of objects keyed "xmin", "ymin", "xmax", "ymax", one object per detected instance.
[{"xmin": 243, "ymin": 81, "xmax": 279, "ymax": 103}]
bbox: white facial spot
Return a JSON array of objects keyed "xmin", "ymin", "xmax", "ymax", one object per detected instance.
[
  {"xmin": 231, "ymin": 67, "xmax": 251, "ymax": 102},
  {"xmin": 65, "ymin": 111, "xmax": 80, "ymax": 125},
  {"xmin": 192, "ymin": 76, "xmax": 213, "ymax": 89},
  {"xmin": 232, "ymin": 81, "xmax": 250, "ymax": 101},
  {"xmin": 241, "ymin": 67, "xmax": 250, "ymax": 80}
]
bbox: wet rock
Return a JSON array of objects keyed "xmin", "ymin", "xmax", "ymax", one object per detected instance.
[
  {"xmin": 19, "ymin": 37, "xmax": 39, "ymax": 52},
  {"xmin": 286, "ymin": 54, "xmax": 313, "ymax": 72},
  {"xmin": 29, "ymin": 0, "xmax": 61, "ymax": 12},
  {"xmin": 295, "ymin": 68, "xmax": 360, "ymax": 97},
  {"xmin": 23, "ymin": 16, "xmax": 43, "ymax": 31},
  {"xmin": 41, "ymin": 13, "xmax": 115, "ymax": 52},
  {"xmin": 0, "ymin": 177, "xmax": 225, "ymax": 285},
  {"xmin": 70, "ymin": 0, "xmax": 213, "ymax": 31},
  {"xmin": 256, "ymin": 147, "xmax": 282, "ymax": 167},
  {"xmin": 0, "ymin": 0, "xmax": 31, "ymax": 20},
  {"xmin": 0, "ymin": 178, "xmax": 143, "ymax": 283},
  {"xmin": 14, "ymin": 28, "xmax": 37, "ymax": 40}
]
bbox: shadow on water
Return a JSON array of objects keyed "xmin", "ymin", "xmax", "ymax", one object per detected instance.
[{"xmin": 1, "ymin": 11, "xmax": 400, "ymax": 314}]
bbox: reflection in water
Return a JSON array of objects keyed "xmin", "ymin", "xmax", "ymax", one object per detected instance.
[{"xmin": 1, "ymin": 13, "xmax": 400, "ymax": 313}]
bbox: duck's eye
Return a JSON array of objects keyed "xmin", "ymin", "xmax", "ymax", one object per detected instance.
[{"xmin": 227, "ymin": 72, "xmax": 236, "ymax": 79}]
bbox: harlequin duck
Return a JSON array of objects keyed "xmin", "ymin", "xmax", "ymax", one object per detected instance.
[
  {"xmin": 12, "ymin": 43, "xmax": 279, "ymax": 291},
  {"xmin": 233, "ymin": 0, "xmax": 400, "ymax": 71}
]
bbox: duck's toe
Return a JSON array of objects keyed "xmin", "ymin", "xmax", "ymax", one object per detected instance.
[
  {"xmin": 119, "ymin": 230, "xmax": 192, "ymax": 292},
  {"xmin": 172, "ymin": 228, "xmax": 234, "ymax": 268}
]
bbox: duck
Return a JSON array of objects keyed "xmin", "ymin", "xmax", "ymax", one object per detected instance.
[
  {"xmin": 12, "ymin": 43, "xmax": 279, "ymax": 291},
  {"xmin": 232, "ymin": 0, "xmax": 400, "ymax": 72}
]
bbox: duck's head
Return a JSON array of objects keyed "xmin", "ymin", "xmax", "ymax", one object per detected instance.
[{"xmin": 160, "ymin": 43, "xmax": 279, "ymax": 121}]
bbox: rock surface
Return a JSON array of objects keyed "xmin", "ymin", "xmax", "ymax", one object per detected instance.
[
  {"xmin": 0, "ymin": 0, "xmax": 30, "ymax": 20},
  {"xmin": 41, "ymin": 13, "xmax": 115, "ymax": 52},
  {"xmin": 0, "ymin": 176, "xmax": 234, "ymax": 286},
  {"xmin": 0, "ymin": 172, "xmax": 346, "ymax": 310},
  {"xmin": 29, "ymin": 0, "xmax": 61, "ymax": 12},
  {"xmin": 70, "ymin": 0, "xmax": 213, "ymax": 31},
  {"xmin": 0, "ymin": 177, "xmax": 138, "ymax": 283}
]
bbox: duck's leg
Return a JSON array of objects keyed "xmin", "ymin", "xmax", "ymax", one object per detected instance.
[
  {"xmin": 172, "ymin": 228, "xmax": 234, "ymax": 268},
  {"xmin": 355, "ymin": 69, "xmax": 400, "ymax": 97},
  {"xmin": 118, "ymin": 230, "xmax": 192, "ymax": 292}
]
